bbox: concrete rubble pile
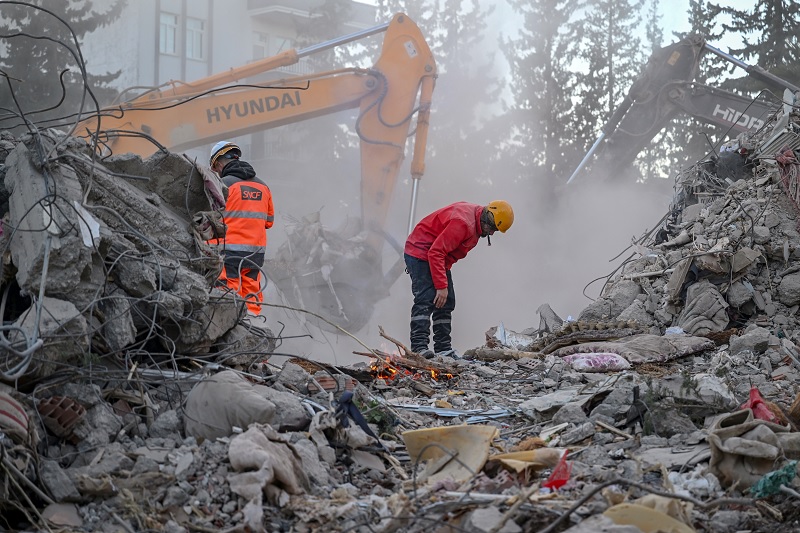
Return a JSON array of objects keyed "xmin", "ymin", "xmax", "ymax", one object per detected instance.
[{"xmin": 2, "ymin": 105, "xmax": 800, "ymax": 532}]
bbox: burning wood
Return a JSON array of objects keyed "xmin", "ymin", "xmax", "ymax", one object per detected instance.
[
  {"xmin": 361, "ymin": 350, "xmax": 455, "ymax": 382},
  {"xmin": 353, "ymin": 326, "xmax": 457, "ymax": 383}
]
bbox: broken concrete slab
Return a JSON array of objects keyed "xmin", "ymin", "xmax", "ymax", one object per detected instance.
[{"xmin": 4, "ymin": 142, "xmax": 105, "ymax": 304}]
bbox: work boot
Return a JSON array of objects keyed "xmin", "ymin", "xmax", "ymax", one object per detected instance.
[
  {"xmin": 414, "ymin": 348, "xmax": 435, "ymax": 359},
  {"xmin": 435, "ymin": 348, "xmax": 461, "ymax": 360}
]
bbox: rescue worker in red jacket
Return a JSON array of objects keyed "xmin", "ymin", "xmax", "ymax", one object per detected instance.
[
  {"xmin": 208, "ymin": 141, "xmax": 274, "ymax": 315},
  {"xmin": 404, "ymin": 201, "xmax": 513, "ymax": 359}
]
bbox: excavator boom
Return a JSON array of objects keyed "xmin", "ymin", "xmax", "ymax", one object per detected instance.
[
  {"xmin": 567, "ymin": 36, "xmax": 798, "ymax": 184},
  {"xmin": 77, "ymin": 14, "xmax": 437, "ymax": 333}
]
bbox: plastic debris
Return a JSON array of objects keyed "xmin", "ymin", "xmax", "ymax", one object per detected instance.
[
  {"xmin": 739, "ymin": 386, "xmax": 781, "ymax": 424},
  {"xmin": 750, "ymin": 460, "xmax": 798, "ymax": 498},
  {"xmin": 541, "ymin": 450, "xmax": 571, "ymax": 491}
]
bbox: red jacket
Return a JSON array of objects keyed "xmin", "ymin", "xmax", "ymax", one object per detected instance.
[{"xmin": 404, "ymin": 202, "xmax": 483, "ymax": 289}]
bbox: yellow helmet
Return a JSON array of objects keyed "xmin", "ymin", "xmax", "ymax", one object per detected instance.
[
  {"xmin": 209, "ymin": 141, "xmax": 241, "ymax": 166},
  {"xmin": 487, "ymin": 200, "xmax": 514, "ymax": 232}
]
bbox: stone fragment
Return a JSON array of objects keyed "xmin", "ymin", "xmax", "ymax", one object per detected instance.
[
  {"xmin": 778, "ymin": 271, "xmax": 800, "ymax": 306},
  {"xmin": 578, "ymin": 279, "xmax": 642, "ymax": 322},
  {"xmin": 276, "ymin": 362, "xmax": 311, "ymax": 392},
  {"xmin": 463, "ymin": 506, "xmax": 522, "ymax": 533},
  {"xmin": 552, "ymin": 402, "xmax": 589, "ymax": 425},
  {"xmin": 39, "ymin": 460, "xmax": 81, "ymax": 502},
  {"xmin": 729, "ymin": 326, "xmax": 770, "ymax": 356},
  {"xmin": 150, "ymin": 410, "xmax": 181, "ymax": 439},
  {"xmin": 9, "ymin": 297, "xmax": 89, "ymax": 379}
]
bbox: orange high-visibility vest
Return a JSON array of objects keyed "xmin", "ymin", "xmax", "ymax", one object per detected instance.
[{"xmin": 219, "ymin": 178, "xmax": 274, "ymax": 253}]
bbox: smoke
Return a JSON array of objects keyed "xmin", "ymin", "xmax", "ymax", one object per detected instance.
[
  {"xmin": 33, "ymin": 1, "xmax": 731, "ymax": 369},
  {"xmin": 241, "ymin": 2, "xmax": 679, "ymax": 367}
]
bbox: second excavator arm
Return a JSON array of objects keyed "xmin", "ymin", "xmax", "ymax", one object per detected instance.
[{"xmin": 567, "ymin": 36, "xmax": 799, "ymax": 184}]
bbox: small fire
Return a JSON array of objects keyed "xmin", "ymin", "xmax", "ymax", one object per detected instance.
[
  {"xmin": 370, "ymin": 358, "xmax": 454, "ymax": 382},
  {"xmin": 430, "ymin": 368, "xmax": 455, "ymax": 381}
]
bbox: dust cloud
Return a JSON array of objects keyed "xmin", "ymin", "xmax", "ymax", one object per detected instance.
[
  {"xmin": 178, "ymin": 6, "xmax": 671, "ymax": 364},
  {"xmin": 250, "ymin": 6, "xmax": 679, "ymax": 367},
  {"xmin": 259, "ymin": 132, "xmax": 675, "ymax": 369}
]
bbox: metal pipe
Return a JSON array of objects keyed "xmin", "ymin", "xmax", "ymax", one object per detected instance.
[
  {"xmin": 297, "ymin": 22, "xmax": 390, "ymax": 59},
  {"xmin": 703, "ymin": 43, "xmax": 749, "ymax": 70},
  {"xmin": 566, "ymin": 132, "xmax": 606, "ymax": 185},
  {"xmin": 408, "ymin": 177, "xmax": 421, "ymax": 235},
  {"xmin": 703, "ymin": 43, "xmax": 800, "ymax": 93}
]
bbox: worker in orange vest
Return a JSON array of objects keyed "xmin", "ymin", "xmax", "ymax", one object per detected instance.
[{"xmin": 208, "ymin": 141, "xmax": 274, "ymax": 315}]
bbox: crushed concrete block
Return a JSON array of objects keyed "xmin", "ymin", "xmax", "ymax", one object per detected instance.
[
  {"xmin": 552, "ymin": 402, "xmax": 589, "ymax": 425},
  {"xmin": 77, "ymin": 152, "xmax": 195, "ymax": 254},
  {"xmin": 276, "ymin": 362, "xmax": 311, "ymax": 392},
  {"xmin": 103, "ymin": 151, "xmax": 211, "ymax": 218},
  {"xmin": 579, "ymin": 279, "xmax": 641, "ymax": 322},
  {"xmin": 561, "ymin": 421, "xmax": 596, "ymax": 445},
  {"xmin": 752, "ymin": 225, "xmax": 771, "ymax": 244},
  {"xmin": 150, "ymin": 410, "xmax": 182, "ymax": 439},
  {"xmin": 726, "ymin": 281, "xmax": 753, "ymax": 308},
  {"xmin": 163, "ymin": 290, "xmax": 242, "ymax": 353},
  {"xmin": 617, "ymin": 299, "xmax": 654, "ymax": 326},
  {"xmin": 113, "ymin": 256, "xmax": 157, "ymax": 297},
  {"xmin": 71, "ymin": 403, "xmax": 123, "ymax": 445},
  {"xmin": 9, "ymin": 297, "xmax": 89, "ymax": 378},
  {"xmin": 98, "ymin": 294, "xmax": 136, "ymax": 352},
  {"xmin": 138, "ymin": 290, "xmax": 186, "ymax": 322},
  {"xmin": 650, "ymin": 408, "xmax": 697, "ymax": 437},
  {"xmin": 659, "ymin": 373, "xmax": 738, "ymax": 412},
  {"xmin": 214, "ymin": 324, "xmax": 276, "ymax": 367},
  {"xmin": 292, "ymin": 437, "xmax": 332, "ymax": 487},
  {"xmin": 169, "ymin": 266, "xmax": 211, "ymax": 311},
  {"xmin": 463, "ymin": 506, "xmax": 522, "ymax": 533},
  {"xmin": 39, "ymin": 459, "xmax": 81, "ymax": 502}
]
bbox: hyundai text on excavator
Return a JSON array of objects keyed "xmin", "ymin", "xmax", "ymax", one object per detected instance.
[
  {"xmin": 75, "ymin": 13, "xmax": 437, "ymax": 333},
  {"xmin": 567, "ymin": 35, "xmax": 800, "ymax": 185}
]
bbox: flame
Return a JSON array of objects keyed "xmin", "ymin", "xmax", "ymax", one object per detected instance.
[
  {"xmin": 370, "ymin": 358, "xmax": 454, "ymax": 382},
  {"xmin": 370, "ymin": 357, "xmax": 401, "ymax": 380},
  {"xmin": 430, "ymin": 368, "xmax": 455, "ymax": 381}
]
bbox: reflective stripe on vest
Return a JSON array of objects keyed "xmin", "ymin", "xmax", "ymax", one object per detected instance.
[{"xmin": 225, "ymin": 210, "xmax": 274, "ymax": 222}]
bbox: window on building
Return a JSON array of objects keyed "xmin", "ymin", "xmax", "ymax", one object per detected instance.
[
  {"xmin": 186, "ymin": 17, "xmax": 205, "ymax": 60},
  {"xmin": 253, "ymin": 31, "xmax": 269, "ymax": 60},
  {"xmin": 159, "ymin": 12, "xmax": 178, "ymax": 55},
  {"xmin": 253, "ymin": 31, "xmax": 292, "ymax": 60}
]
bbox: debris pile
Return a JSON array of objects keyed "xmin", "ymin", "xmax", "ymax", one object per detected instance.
[{"xmin": 2, "ymin": 97, "xmax": 800, "ymax": 532}]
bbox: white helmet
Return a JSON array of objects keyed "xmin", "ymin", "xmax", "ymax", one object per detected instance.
[{"xmin": 209, "ymin": 141, "xmax": 241, "ymax": 166}]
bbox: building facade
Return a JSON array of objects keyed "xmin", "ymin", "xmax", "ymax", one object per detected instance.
[{"xmin": 82, "ymin": 0, "xmax": 378, "ymax": 165}]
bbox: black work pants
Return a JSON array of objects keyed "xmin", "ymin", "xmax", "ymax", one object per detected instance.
[{"xmin": 405, "ymin": 254, "xmax": 455, "ymax": 353}]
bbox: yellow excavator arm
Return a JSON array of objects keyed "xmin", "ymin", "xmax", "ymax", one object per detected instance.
[
  {"xmin": 78, "ymin": 13, "xmax": 436, "ymax": 246},
  {"xmin": 76, "ymin": 13, "xmax": 437, "ymax": 333}
]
